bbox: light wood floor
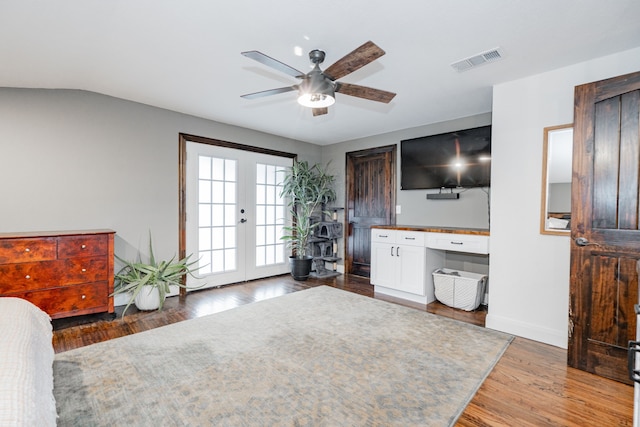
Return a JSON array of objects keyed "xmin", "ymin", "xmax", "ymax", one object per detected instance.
[{"xmin": 52, "ymin": 274, "xmax": 634, "ymax": 426}]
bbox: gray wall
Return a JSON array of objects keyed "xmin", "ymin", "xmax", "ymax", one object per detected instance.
[
  {"xmin": 321, "ymin": 113, "xmax": 492, "ymax": 274},
  {"xmin": 4, "ymin": 45, "xmax": 638, "ymax": 351},
  {"xmin": 321, "ymin": 112, "xmax": 492, "ymax": 229},
  {"xmin": 0, "ymin": 88, "xmax": 321, "ymax": 261},
  {"xmin": 0, "ymin": 87, "xmax": 490, "ymax": 283}
]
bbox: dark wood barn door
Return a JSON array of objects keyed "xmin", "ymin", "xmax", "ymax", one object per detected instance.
[
  {"xmin": 345, "ymin": 146, "xmax": 396, "ymax": 277},
  {"xmin": 569, "ymin": 70, "xmax": 640, "ymax": 384}
]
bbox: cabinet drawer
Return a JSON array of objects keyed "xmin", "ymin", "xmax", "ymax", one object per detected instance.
[
  {"xmin": 397, "ymin": 231, "xmax": 425, "ymax": 246},
  {"xmin": 425, "ymin": 233, "xmax": 489, "ymax": 254},
  {"xmin": 0, "ymin": 237, "xmax": 57, "ymax": 264},
  {"xmin": 15, "ymin": 281, "xmax": 109, "ymax": 319},
  {"xmin": 0, "ymin": 260, "xmax": 60, "ymax": 293},
  {"xmin": 58, "ymin": 234, "xmax": 108, "ymax": 259},
  {"xmin": 61, "ymin": 257, "xmax": 108, "ymax": 285},
  {"xmin": 371, "ymin": 229, "xmax": 396, "ymax": 243}
]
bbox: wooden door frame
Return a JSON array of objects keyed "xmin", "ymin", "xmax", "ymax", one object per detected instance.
[
  {"xmin": 177, "ymin": 133, "xmax": 296, "ymax": 296},
  {"xmin": 345, "ymin": 145, "xmax": 396, "ymax": 276}
]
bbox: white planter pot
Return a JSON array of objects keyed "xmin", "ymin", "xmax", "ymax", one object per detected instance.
[{"xmin": 134, "ymin": 286, "xmax": 165, "ymax": 311}]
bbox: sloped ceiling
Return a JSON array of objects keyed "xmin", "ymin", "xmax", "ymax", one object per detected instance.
[{"xmin": 1, "ymin": 0, "xmax": 639, "ymax": 145}]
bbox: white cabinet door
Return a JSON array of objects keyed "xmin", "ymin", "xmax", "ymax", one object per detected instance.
[
  {"xmin": 396, "ymin": 244, "xmax": 426, "ymax": 295},
  {"xmin": 371, "ymin": 242, "xmax": 396, "ymax": 288},
  {"xmin": 371, "ymin": 229, "xmax": 427, "ymax": 297}
]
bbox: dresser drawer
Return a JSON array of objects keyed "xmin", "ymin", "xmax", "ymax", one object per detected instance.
[
  {"xmin": 58, "ymin": 235, "xmax": 108, "ymax": 259},
  {"xmin": 0, "ymin": 237, "xmax": 57, "ymax": 264},
  {"xmin": 0, "ymin": 260, "xmax": 60, "ymax": 293},
  {"xmin": 0, "ymin": 256, "xmax": 108, "ymax": 292},
  {"xmin": 16, "ymin": 281, "xmax": 109, "ymax": 319},
  {"xmin": 61, "ymin": 257, "xmax": 108, "ymax": 285}
]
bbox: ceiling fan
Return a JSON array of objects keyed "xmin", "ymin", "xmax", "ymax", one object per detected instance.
[{"xmin": 240, "ymin": 41, "xmax": 396, "ymax": 116}]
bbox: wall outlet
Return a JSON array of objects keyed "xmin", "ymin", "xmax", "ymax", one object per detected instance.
[{"xmin": 396, "ymin": 205, "xmax": 402, "ymax": 214}]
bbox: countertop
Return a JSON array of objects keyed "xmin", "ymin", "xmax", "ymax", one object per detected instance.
[{"xmin": 371, "ymin": 225, "xmax": 490, "ymax": 236}]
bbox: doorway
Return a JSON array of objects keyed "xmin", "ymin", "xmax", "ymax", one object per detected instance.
[
  {"xmin": 179, "ymin": 134, "xmax": 295, "ymax": 291},
  {"xmin": 345, "ymin": 145, "xmax": 396, "ymax": 277}
]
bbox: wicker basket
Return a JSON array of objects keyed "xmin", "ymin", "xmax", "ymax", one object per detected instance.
[{"xmin": 432, "ymin": 268, "xmax": 487, "ymax": 311}]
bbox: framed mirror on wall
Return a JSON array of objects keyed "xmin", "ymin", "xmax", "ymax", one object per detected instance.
[{"xmin": 540, "ymin": 124, "xmax": 573, "ymax": 235}]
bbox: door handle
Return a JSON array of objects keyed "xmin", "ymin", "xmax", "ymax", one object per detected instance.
[
  {"xmin": 240, "ymin": 218, "xmax": 247, "ymax": 223},
  {"xmin": 575, "ymin": 237, "xmax": 601, "ymax": 247},
  {"xmin": 628, "ymin": 340, "xmax": 640, "ymax": 383}
]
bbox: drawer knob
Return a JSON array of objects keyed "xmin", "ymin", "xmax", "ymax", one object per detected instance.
[
  {"xmin": 81, "ymin": 268, "xmax": 87, "ymax": 272},
  {"xmin": 81, "ymin": 244, "xmax": 87, "ymax": 249},
  {"xmin": 25, "ymin": 275, "xmax": 31, "ymax": 279},
  {"xmin": 24, "ymin": 248, "xmax": 30, "ymax": 252},
  {"xmin": 81, "ymin": 295, "xmax": 86, "ymax": 299}
]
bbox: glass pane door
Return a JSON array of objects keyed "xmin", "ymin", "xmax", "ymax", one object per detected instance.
[
  {"xmin": 197, "ymin": 156, "xmax": 238, "ymax": 275},
  {"xmin": 252, "ymin": 162, "xmax": 287, "ymax": 275},
  {"xmin": 186, "ymin": 142, "xmax": 292, "ymax": 288}
]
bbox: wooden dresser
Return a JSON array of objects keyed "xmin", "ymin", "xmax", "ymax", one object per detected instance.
[{"xmin": 0, "ymin": 229, "xmax": 115, "ymax": 319}]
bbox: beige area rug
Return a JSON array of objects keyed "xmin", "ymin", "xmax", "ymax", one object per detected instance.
[{"xmin": 53, "ymin": 286, "xmax": 512, "ymax": 426}]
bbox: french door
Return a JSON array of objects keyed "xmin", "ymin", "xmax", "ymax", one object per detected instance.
[{"xmin": 185, "ymin": 141, "xmax": 293, "ymax": 289}]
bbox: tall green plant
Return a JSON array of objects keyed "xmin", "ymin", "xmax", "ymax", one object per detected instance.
[{"xmin": 279, "ymin": 160, "xmax": 336, "ymax": 258}]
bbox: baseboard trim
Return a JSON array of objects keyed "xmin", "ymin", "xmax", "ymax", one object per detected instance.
[
  {"xmin": 374, "ymin": 285, "xmax": 434, "ymax": 305},
  {"xmin": 485, "ymin": 313, "xmax": 568, "ymax": 349}
]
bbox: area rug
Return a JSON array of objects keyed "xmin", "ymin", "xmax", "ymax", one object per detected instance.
[{"xmin": 53, "ymin": 286, "xmax": 512, "ymax": 426}]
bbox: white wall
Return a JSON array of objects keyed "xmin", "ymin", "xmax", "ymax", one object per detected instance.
[
  {"xmin": 0, "ymin": 88, "xmax": 321, "ymax": 262},
  {"xmin": 488, "ymin": 46, "xmax": 640, "ymax": 348}
]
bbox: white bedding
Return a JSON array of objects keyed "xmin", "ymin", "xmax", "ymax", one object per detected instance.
[{"xmin": 0, "ymin": 297, "xmax": 57, "ymax": 427}]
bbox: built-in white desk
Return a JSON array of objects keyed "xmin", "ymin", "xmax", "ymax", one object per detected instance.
[{"xmin": 370, "ymin": 226, "xmax": 490, "ymax": 304}]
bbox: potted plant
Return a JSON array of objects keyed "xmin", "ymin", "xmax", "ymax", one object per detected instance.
[
  {"xmin": 111, "ymin": 234, "xmax": 200, "ymax": 316},
  {"xmin": 279, "ymin": 160, "xmax": 336, "ymax": 280}
]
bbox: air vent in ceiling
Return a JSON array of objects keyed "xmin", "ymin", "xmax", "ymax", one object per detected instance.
[{"xmin": 451, "ymin": 47, "xmax": 504, "ymax": 72}]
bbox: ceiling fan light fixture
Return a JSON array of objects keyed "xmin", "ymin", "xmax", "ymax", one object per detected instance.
[
  {"xmin": 297, "ymin": 65, "xmax": 336, "ymax": 108},
  {"xmin": 241, "ymin": 41, "xmax": 395, "ymax": 116},
  {"xmin": 297, "ymin": 91, "xmax": 335, "ymax": 108}
]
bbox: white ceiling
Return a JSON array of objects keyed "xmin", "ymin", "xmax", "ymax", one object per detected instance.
[{"xmin": 2, "ymin": 1, "xmax": 639, "ymax": 145}]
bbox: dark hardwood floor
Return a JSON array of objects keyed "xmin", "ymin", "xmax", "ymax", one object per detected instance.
[{"xmin": 52, "ymin": 274, "xmax": 633, "ymax": 426}]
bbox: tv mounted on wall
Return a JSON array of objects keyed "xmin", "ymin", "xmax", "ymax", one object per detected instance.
[{"xmin": 400, "ymin": 125, "xmax": 491, "ymax": 190}]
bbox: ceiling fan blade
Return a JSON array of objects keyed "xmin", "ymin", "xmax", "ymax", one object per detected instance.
[
  {"xmin": 241, "ymin": 86, "xmax": 297, "ymax": 99},
  {"xmin": 335, "ymin": 82, "xmax": 396, "ymax": 103},
  {"xmin": 241, "ymin": 50, "xmax": 305, "ymax": 79},
  {"xmin": 312, "ymin": 107, "xmax": 328, "ymax": 116},
  {"xmin": 323, "ymin": 41, "xmax": 385, "ymax": 81}
]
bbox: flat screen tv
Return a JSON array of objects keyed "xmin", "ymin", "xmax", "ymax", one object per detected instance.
[{"xmin": 400, "ymin": 125, "xmax": 491, "ymax": 190}]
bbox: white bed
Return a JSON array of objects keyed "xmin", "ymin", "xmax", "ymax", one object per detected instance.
[{"xmin": 0, "ymin": 297, "xmax": 57, "ymax": 427}]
